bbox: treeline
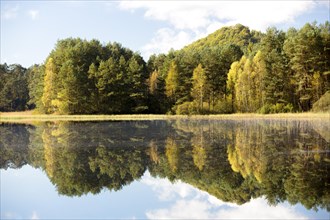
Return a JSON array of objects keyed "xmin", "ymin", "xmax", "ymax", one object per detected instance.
[
  {"xmin": 0, "ymin": 64, "xmax": 30, "ymax": 111},
  {"xmin": 1, "ymin": 22, "xmax": 329, "ymax": 114}
]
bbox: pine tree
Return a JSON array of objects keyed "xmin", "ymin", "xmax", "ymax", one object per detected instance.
[
  {"xmin": 261, "ymin": 28, "xmax": 291, "ymax": 108},
  {"xmin": 284, "ymin": 23, "xmax": 328, "ymax": 111},
  {"xmin": 27, "ymin": 64, "xmax": 45, "ymax": 112}
]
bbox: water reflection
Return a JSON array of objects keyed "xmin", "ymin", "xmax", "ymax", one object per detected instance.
[{"xmin": 1, "ymin": 119, "xmax": 329, "ymax": 212}]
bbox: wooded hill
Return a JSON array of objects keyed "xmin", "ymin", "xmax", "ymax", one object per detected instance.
[{"xmin": 1, "ymin": 22, "xmax": 329, "ymax": 114}]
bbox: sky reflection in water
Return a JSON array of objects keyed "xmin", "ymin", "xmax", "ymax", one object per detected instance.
[
  {"xmin": 1, "ymin": 120, "xmax": 329, "ymax": 219},
  {"xmin": 2, "ymin": 165, "xmax": 328, "ymax": 219}
]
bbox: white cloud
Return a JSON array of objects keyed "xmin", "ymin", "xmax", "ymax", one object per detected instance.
[
  {"xmin": 146, "ymin": 197, "xmax": 307, "ymax": 219},
  {"xmin": 146, "ymin": 199, "xmax": 211, "ymax": 219},
  {"xmin": 142, "ymin": 172, "xmax": 307, "ymax": 219},
  {"xmin": 317, "ymin": 0, "xmax": 330, "ymax": 8},
  {"xmin": 141, "ymin": 28, "xmax": 194, "ymax": 58},
  {"xmin": 217, "ymin": 198, "xmax": 307, "ymax": 219},
  {"xmin": 28, "ymin": 10, "xmax": 39, "ymax": 20},
  {"xmin": 2, "ymin": 5, "xmax": 19, "ymax": 20},
  {"xmin": 119, "ymin": 1, "xmax": 315, "ymax": 31},
  {"xmin": 118, "ymin": 1, "xmax": 317, "ymax": 58},
  {"xmin": 30, "ymin": 211, "xmax": 39, "ymax": 220},
  {"xmin": 141, "ymin": 171, "xmax": 194, "ymax": 201}
]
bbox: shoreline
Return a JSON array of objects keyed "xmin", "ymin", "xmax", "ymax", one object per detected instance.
[{"xmin": 0, "ymin": 111, "xmax": 329, "ymax": 123}]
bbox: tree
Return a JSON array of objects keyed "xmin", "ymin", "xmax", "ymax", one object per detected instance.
[
  {"xmin": 27, "ymin": 64, "xmax": 45, "ymax": 112},
  {"xmin": 227, "ymin": 56, "xmax": 248, "ymax": 112},
  {"xmin": 0, "ymin": 64, "xmax": 30, "ymax": 111},
  {"xmin": 227, "ymin": 61, "xmax": 240, "ymax": 112},
  {"xmin": 165, "ymin": 137, "xmax": 179, "ymax": 172},
  {"xmin": 91, "ymin": 57, "xmax": 123, "ymax": 113},
  {"xmin": 148, "ymin": 70, "xmax": 159, "ymax": 95},
  {"xmin": 252, "ymin": 51, "xmax": 267, "ymax": 109},
  {"xmin": 165, "ymin": 61, "xmax": 180, "ymax": 103},
  {"xmin": 191, "ymin": 64, "xmax": 209, "ymax": 112},
  {"xmin": 261, "ymin": 28, "xmax": 292, "ymax": 109},
  {"xmin": 42, "ymin": 58, "xmax": 57, "ymax": 113},
  {"xmin": 284, "ymin": 23, "xmax": 329, "ymax": 111},
  {"xmin": 54, "ymin": 60, "xmax": 78, "ymax": 114},
  {"xmin": 127, "ymin": 54, "xmax": 149, "ymax": 113}
]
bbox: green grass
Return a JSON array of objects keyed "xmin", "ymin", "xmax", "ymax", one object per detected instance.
[{"xmin": 0, "ymin": 111, "xmax": 329, "ymax": 123}]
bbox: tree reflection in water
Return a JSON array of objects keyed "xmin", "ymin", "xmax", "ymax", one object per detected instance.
[{"xmin": 0, "ymin": 119, "xmax": 329, "ymax": 211}]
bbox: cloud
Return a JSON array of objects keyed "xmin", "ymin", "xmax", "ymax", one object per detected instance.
[
  {"xmin": 218, "ymin": 198, "xmax": 307, "ymax": 219},
  {"xmin": 146, "ymin": 197, "xmax": 307, "ymax": 219},
  {"xmin": 1, "ymin": 5, "xmax": 19, "ymax": 20},
  {"xmin": 30, "ymin": 211, "xmax": 39, "ymax": 220},
  {"xmin": 28, "ymin": 10, "xmax": 39, "ymax": 20},
  {"xmin": 141, "ymin": 28, "xmax": 194, "ymax": 58},
  {"xmin": 141, "ymin": 171, "xmax": 194, "ymax": 201},
  {"xmin": 118, "ymin": 1, "xmax": 317, "ymax": 58},
  {"xmin": 119, "ymin": 1, "xmax": 315, "ymax": 31},
  {"xmin": 142, "ymin": 172, "xmax": 307, "ymax": 219},
  {"xmin": 146, "ymin": 199, "xmax": 211, "ymax": 219}
]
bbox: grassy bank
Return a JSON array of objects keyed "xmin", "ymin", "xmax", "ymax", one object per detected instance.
[{"xmin": 0, "ymin": 111, "xmax": 329, "ymax": 123}]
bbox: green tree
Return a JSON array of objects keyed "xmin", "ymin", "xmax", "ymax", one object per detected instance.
[
  {"xmin": 261, "ymin": 28, "xmax": 292, "ymax": 109},
  {"xmin": 126, "ymin": 54, "xmax": 148, "ymax": 113},
  {"xmin": 284, "ymin": 23, "xmax": 329, "ymax": 111},
  {"xmin": 0, "ymin": 64, "xmax": 30, "ymax": 111},
  {"xmin": 27, "ymin": 64, "xmax": 45, "ymax": 112}
]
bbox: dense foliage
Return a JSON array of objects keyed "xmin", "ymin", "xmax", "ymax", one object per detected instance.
[
  {"xmin": 0, "ymin": 64, "xmax": 30, "ymax": 111},
  {"xmin": 40, "ymin": 39, "xmax": 148, "ymax": 114},
  {"xmin": 1, "ymin": 22, "xmax": 329, "ymax": 114}
]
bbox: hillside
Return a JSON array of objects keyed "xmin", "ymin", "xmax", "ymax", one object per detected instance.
[{"xmin": 183, "ymin": 24, "xmax": 263, "ymax": 54}]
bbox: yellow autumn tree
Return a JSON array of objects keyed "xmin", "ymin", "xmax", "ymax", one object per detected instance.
[
  {"xmin": 42, "ymin": 58, "xmax": 57, "ymax": 113},
  {"xmin": 191, "ymin": 64, "xmax": 209, "ymax": 113},
  {"xmin": 165, "ymin": 61, "xmax": 179, "ymax": 102},
  {"xmin": 165, "ymin": 137, "xmax": 179, "ymax": 172},
  {"xmin": 148, "ymin": 70, "xmax": 159, "ymax": 95}
]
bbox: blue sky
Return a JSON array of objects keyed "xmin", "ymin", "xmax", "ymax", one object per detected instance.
[
  {"xmin": 1, "ymin": 0, "xmax": 329, "ymax": 67},
  {"xmin": 2, "ymin": 166, "xmax": 328, "ymax": 219}
]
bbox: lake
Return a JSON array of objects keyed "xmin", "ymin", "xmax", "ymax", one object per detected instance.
[{"xmin": 1, "ymin": 119, "xmax": 329, "ymax": 219}]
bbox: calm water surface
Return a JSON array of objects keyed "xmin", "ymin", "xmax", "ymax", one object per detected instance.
[{"xmin": 1, "ymin": 119, "xmax": 329, "ymax": 219}]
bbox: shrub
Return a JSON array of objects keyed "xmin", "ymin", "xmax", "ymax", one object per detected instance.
[
  {"xmin": 283, "ymin": 103, "xmax": 294, "ymax": 113},
  {"xmin": 312, "ymin": 91, "xmax": 330, "ymax": 112},
  {"xmin": 176, "ymin": 102, "xmax": 198, "ymax": 115},
  {"xmin": 213, "ymin": 98, "xmax": 233, "ymax": 114},
  {"xmin": 259, "ymin": 103, "xmax": 294, "ymax": 114},
  {"xmin": 259, "ymin": 104, "xmax": 272, "ymax": 114}
]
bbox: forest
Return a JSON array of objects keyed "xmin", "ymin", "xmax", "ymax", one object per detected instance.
[{"xmin": 0, "ymin": 22, "xmax": 329, "ymax": 114}]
